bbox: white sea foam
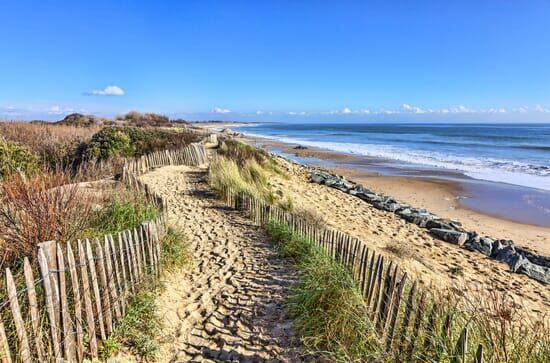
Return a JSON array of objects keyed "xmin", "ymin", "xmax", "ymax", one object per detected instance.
[{"xmin": 245, "ymin": 132, "xmax": 550, "ymax": 191}]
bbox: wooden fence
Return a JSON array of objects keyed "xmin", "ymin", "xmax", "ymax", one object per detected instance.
[
  {"xmin": 0, "ymin": 215, "xmax": 166, "ymax": 362},
  {"xmin": 122, "ymin": 142, "xmax": 208, "ymax": 179},
  {"xmin": 0, "ymin": 142, "xmax": 207, "ymax": 361},
  {"xmin": 221, "ymin": 186, "xmax": 487, "ymax": 363}
]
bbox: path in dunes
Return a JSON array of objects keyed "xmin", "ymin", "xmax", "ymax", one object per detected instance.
[{"xmin": 137, "ymin": 165, "xmax": 305, "ymax": 362}]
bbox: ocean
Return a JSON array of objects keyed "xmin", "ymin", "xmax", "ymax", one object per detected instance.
[
  {"xmin": 233, "ymin": 123, "xmax": 550, "ymax": 191},
  {"xmin": 231, "ymin": 122, "xmax": 550, "ymax": 226}
]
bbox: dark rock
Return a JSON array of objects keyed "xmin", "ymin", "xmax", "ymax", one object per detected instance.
[
  {"xmin": 425, "ymin": 219, "xmax": 453, "ymax": 231},
  {"xmin": 464, "ymin": 234, "xmax": 493, "ymax": 256},
  {"xmin": 385, "ymin": 202, "xmax": 402, "ymax": 212},
  {"xmin": 490, "ymin": 239, "xmax": 514, "ymax": 258},
  {"xmin": 493, "ymin": 245, "xmax": 519, "ymax": 265},
  {"xmin": 293, "ymin": 145, "xmax": 308, "ymax": 150},
  {"xmin": 429, "ymin": 228, "xmax": 468, "ymax": 246},
  {"xmin": 515, "ymin": 247, "xmax": 550, "ymax": 268},
  {"xmin": 517, "ymin": 262, "xmax": 550, "ymax": 284},
  {"xmin": 310, "ymin": 173, "xmax": 326, "ymax": 184}
]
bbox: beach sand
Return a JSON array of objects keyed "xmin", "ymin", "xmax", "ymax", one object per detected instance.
[
  {"xmin": 266, "ymin": 156, "xmax": 550, "ymax": 315},
  {"xmin": 248, "ymin": 136, "xmax": 550, "ymax": 257}
]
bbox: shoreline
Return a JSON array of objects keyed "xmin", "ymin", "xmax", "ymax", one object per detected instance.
[{"xmin": 240, "ymin": 134, "xmax": 550, "ymax": 256}]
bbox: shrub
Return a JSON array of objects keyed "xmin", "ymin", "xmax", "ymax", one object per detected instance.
[
  {"xmin": 81, "ymin": 126, "xmax": 200, "ymax": 161},
  {"xmin": 0, "ymin": 121, "xmax": 99, "ymax": 171},
  {"xmin": 0, "ymin": 140, "xmax": 40, "ymax": 179},
  {"xmin": 56, "ymin": 113, "xmax": 109, "ymax": 127},
  {"xmin": 0, "ymin": 172, "xmax": 93, "ymax": 268},
  {"xmin": 115, "ymin": 111, "xmax": 170, "ymax": 127}
]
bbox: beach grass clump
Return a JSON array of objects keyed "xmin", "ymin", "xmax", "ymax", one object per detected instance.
[
  {"xmin": 85, "ymin": 193, "xmax": 160, "ymax": 237},
  {"xmin": 266, "ymin": 221, "xmax": 385, "ymax": 361},
  {"xmin": 101, "ymin": 288, "xmax": 160, "ymax": 359},
  {"xmin": 209, "ymin": 155, "xmax": 281, "ymax": 204},
  {"xmin": 161, "ymin": 227, "xmax": 190, "ymax": 271},
  {"xmin": 218, "ymin": 139, "xmax": 284, "ymax": 175}
]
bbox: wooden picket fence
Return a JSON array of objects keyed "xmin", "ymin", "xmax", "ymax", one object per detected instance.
[
  {"xmin": 0, "ymin": 215, "xmax": 166, "ymax": 362},
  {"xmin": 122, "ymin": 142, "xmax": 208, "ymax": 179},
  {"xmin": 0, "ymin": 143, "xmax": 204, "ymax": 362},
  {"xmin": 221, "ymin": 186, "xmax": 486, "ymax": 363}
]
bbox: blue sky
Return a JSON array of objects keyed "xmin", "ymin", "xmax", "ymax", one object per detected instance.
[{"xmin": 1, "ymin": 0, "xmax": 550, "ymax": 122}]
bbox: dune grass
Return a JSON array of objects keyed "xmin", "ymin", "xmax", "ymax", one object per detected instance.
[{"xmin": 266, "ymin": 221, "xmax": 386, "ymax": 362}]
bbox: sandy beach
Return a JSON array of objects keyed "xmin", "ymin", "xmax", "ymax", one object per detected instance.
[{"xmin": 242, "ymin": 135, "xmax": 550, "ymax": 257}]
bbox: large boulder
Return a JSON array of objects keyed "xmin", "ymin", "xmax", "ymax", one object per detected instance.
[{"xmin": 429, "ymin": 228, "xmax": 468, "ymax": 246}]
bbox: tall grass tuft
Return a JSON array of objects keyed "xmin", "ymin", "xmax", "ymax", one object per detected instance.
[
  {"xmin": 87, "ymin": 194, "xmax": 160, "ymax": 237},
  {"xmin": 266, "ymin": 221, "xmax": 386, "ymax": 362},
  {"xmin": 209, "ymin": 156, "xmax": 277, "ymax": 203}
]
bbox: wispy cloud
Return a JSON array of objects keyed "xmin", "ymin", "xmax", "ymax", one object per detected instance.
[
  {"xmin": 47, "ymin": 105, "xmax": 74, "ymax": 115},
  {"xmin": 85, "ymin": 85, "xmax": 125, "ymax": 96},
  {"xmin": 213, "ymin": 107, "xmax": 231, "ymax": 114}
]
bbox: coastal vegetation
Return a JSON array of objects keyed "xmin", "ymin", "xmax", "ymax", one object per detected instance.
[
  {"xmin": 0, "ymin": 114, "xmax": 198, "ymax": 180},
  {"xmin": 213, "ymin": 139, "xmax": 550, "ymax": 362},
  {"xmin": 267, "ymin": 221, "xmax": 384, "ymax": 361},
  {"xmin": 0, "ymin": 118, "xmax": 193, "ymax": 361}
]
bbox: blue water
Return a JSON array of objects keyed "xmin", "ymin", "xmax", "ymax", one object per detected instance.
[{"xmin": 233, "ymin": 123, "xmax": 550, "ymax": 192}]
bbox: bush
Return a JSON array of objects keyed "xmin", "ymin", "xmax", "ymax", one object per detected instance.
[
  {"xmin": 115, "ymin": 111, "xmax": 170, "ymax": 127},
  {"xmin": 0, "ymin": 121, "xmax": 100, "ymax": 171},
  {"xmin": 56, "ymin": 113, "xmax": 109, "ymax": 127},
  {"xmin": 0, "ymin": 140, "xmax": 40, "ymax": 179},
  {"xmin": 81, "ymin": 126, "xmax": 200, "ymax": 161},
  {"xmin": 0, "ymin": 172, "xmax": 93, "ymax": 268}
]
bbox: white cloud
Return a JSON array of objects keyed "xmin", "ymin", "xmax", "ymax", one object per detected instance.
[
  {"xmin": 341, "ymin": 107, "xmax": 353, "ymax": 114},
  {"xmin": 402, "ymin": 104, "xmax": 428, "ymax": 114},
  {"xmin": 533, "ymin": 104, "xmax": 550, "ymax": 113},
  {"xmin": 86, "ymin": 85, "xmax": 125, "ymax": 96},
  {"xmin": 47, "ymin": 105, "xmax": 74, "ymax": 115},
  {"xmin": 213, "ymin": 107, "xmax": 231, "ymax": 114}
]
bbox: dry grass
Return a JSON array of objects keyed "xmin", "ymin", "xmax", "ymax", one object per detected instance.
[
  {"xmin": 0, "ymin": 121, "xmax": 100, "ymax": 170},
  {"xmin": 0, "ymin": 172, "xmax": 94, "ymax": 268}
]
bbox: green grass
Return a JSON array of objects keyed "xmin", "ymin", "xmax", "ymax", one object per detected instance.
[
  {"xmin": 160, "ymin": 227, "xmax": 190, "ymax": 271},
  {"xmin": 266, "ymin": 221, "xmax": 386, "ymax": 362},
  {"xmin": 101, "ymin": 289, "xmax": 160, "ymax": 360},
  {"xmin": 85, "ymin": 196, "xmax": 160, "ymax": 237}
]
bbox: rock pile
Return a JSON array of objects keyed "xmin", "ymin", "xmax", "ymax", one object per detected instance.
[{"xmin": 309, "ymin": 169, "xmax": 550, "ymax": 284}]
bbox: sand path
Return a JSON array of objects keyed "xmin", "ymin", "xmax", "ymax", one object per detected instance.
[{"xmin": 138, "ymin": 165, "xmax": 303, "ymax": 362}]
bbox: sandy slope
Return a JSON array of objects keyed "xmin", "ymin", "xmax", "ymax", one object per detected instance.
[
  {"xmin": 270, "ymin": 158, "xmax": 550, "ymax": 316},
  {"xmin": 115, "ymin": 165, "xmax": 304, "ymax": 362}
]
